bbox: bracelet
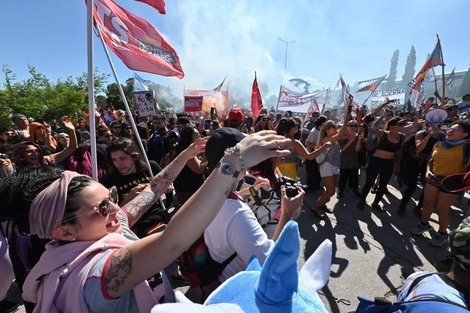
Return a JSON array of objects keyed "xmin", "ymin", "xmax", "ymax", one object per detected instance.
[{"xmin": 224, "ymin": 143, "xmax": 245, "ymax": 173}]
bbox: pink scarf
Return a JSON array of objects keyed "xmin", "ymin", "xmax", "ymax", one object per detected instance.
[{"xmin": 23, "ymin": 233, "xmax": 158, "ymax": 313}]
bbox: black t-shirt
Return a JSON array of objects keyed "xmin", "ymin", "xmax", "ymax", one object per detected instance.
[{"xmin": 99, "ymin": 160, "xmax": 160, "ymax": 202}]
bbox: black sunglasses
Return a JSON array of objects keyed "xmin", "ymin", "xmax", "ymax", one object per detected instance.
[{"xmin": 61, "ymin": 186, "xmax": 119, "ymax": 224}]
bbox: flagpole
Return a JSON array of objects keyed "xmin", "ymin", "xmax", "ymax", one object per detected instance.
[
  {"xmin": 437, "ymin": 34, "xmax": 445, "ymax": 105},
  {"xmin": 97, "ymin": 30, "xmax": 153, "ymax": 175},
  {"xmin": 87, "ymin": 0, "xmax": 98, "ymax": 180}
]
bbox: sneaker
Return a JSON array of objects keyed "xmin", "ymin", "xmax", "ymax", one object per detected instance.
[
  {"xmin": 429, "ymin": 233, "xmax": 449, "ymax": 247},
  {"xmin": 411, "ymin": 223, "xmax": 433, "ymax": 235}
]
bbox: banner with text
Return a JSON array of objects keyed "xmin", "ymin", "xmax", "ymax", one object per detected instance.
[
  {"xmin": 133, "ymin": 90, "xmax": 157, "ymax": 117},
  {"xmin": 277, "ymin": 86, "xmax": 327, "ymax": 113},
  {"xmin": 184, "ymin": 96, "xmax": 204, "ymax": 112},
  {"xmin": 184, "ymin": 89, "xmax": 229, "ymax": 113},
  {"xmin": 371, "ymin": 87, "xmax": 406, "ymax": 107}
]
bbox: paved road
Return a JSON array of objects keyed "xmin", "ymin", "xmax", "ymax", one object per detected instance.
[{"xmin": 11, "ymin": 164, "xmax": 467, "ymax": 313}]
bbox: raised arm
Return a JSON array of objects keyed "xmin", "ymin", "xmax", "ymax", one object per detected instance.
[
  {"xmin": 105, "ymin": 131, "xmax": 292, "ymax": 298},
  {"xmin": 47, "ymin": 116, "xmax": 78, "ymax": 165},
  {"xmin": 122, "ymin": 136, "xmax": 209, "ymax": 223}
]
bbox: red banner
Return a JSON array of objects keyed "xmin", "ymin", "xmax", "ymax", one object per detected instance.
[
  {"xmin": 135, "ymin": 0, "xmax": 165, "ymax": 14},
  {"xmin": 184, "ymin": 96, "xmax": 204, "ymax": 112},
  {"xmin": 92, "ymin": 0, "xmax": 184, "ymax": 78},
  {"xmin": 184, "ymin": 90, "xmax": 229, "ymax": 113}
]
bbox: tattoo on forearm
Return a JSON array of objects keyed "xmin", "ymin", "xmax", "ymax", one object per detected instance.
[
  {"xmin": 150, "ymin": 160, "xmax": 179, "ymax": 198},
  {"xmin": 106, "ymin": 247, "xmax": 133, "ymax": 293},
  {"xmin": 123, "ymin": 191, "xmax": 155, "ymax": 222}
]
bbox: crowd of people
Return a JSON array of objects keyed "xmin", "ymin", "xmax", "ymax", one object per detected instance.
[{"xmin": 0, "ymin": 93, "xmax": 469, "ymax": 312}]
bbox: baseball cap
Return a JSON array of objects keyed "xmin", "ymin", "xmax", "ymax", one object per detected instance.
[
  {"xmin": 176, "ymin": 116, "xmax": 190, "ymax": 125},
  {"xmin": 387, "ymin": 116, "xmax": 407, "ymax": 126},
  {"xmin": 228, "ymin": 108, "xmax": 244, "ymax": 124},
  {"xmin": 449, "ymin": 217, "xmax": 470, "ymax": 272},
  {"xmin": 205, "ymin": 127, "xmax": 246, "ymax": 168}
]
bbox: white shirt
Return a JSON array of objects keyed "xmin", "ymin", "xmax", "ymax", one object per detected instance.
[{"xmin": 204, "ymin": 196, "xmax": 274, "ymax": 282}]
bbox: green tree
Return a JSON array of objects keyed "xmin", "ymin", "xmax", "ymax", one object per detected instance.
[
  {"xmin": 386, "ymin": 50, "xmax": 399, "ymax": 89},
  {"xmin": 0, "ymin": 65, "xmax": 109, "ymax": 126}
]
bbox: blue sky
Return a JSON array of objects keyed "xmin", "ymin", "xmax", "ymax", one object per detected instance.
[{"xmin": 1, "ymin": 0, "xmax": 469, "ymax": 105}]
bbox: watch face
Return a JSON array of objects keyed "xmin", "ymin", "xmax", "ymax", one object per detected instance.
[
  {"xmin": 221, "ymin": 163, "xmax": 234, "ymax": 176},
  {"xmin": 218, "ymin": 162, "xmax": 239, "ymax": 178}
]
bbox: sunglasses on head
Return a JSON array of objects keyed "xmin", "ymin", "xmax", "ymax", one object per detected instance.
[{"xmin": 61, "ymin": 186, "xmax": 119, "ymax": 224}]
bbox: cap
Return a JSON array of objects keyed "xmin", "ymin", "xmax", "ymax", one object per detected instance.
[
  {"xmin": 205, "ymin": 127, "xmax": 246, "ymax": 168},
  {"xmin": 441, "ymin": 172, "xmax": 470, "ymax": 193},
  {"xmin": 314, "ymin": 116, "xmax": 327, "ymax": 127},
  {"xmin": 427, "ymin": 96, "xmax": 435, "ymax": 102},
  {"xmin": 387, "ymin": 116, "xmax": 407, "ymax": 126},
  {"xmin": 176, "ymin": 116, "xmax": 190, "ymax": 125},
  {"xmin": 449, "ymin": 217, "xmax": 470, "ymax": 272},
  {"xmin": 228, "ymin": 108, "xmax": 244, "ymax": 124}
]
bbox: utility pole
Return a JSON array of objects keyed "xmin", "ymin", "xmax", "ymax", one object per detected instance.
[{"xmin": 278, "ymin": 37, "xmax": 295, "ymax": 76}]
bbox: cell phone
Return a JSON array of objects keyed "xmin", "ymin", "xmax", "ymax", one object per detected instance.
[
  {"xmin": 0, "ymin": 153, "xmax": 8, "ymax": 159},
  {"xmin": 204, "ymin": 122, "xmax": 210, "ymax": 130}
]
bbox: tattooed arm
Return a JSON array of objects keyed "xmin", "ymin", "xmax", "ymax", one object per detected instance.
[
  {"xmin": 104, "ymin": 131, "xmax": 292, "ymax": 298},
  {"xmin": 120, "ymin": 137, "xmax": 209, "ymax": 225}
]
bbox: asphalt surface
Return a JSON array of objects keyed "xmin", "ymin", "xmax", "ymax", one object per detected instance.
[{"xmin": 11, "ymin": 164, "xmax": 468, "ymax": 313}]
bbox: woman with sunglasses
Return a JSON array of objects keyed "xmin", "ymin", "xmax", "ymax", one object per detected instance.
[
  {"xmin": 253, "ymin": 114, "xmax": 273, "ymax": 132},
  {"xmin": 411, "ymin": 121, "xmax": 470, "ymax": 246},
  {"xmin": 357, "ymin": 115, "xmax": 406, "ymax": 212},
  {"xmin": 337, "ymin": 120, "xmax": 363, "ymax": 199},
  {"xmin": 3, "ymin": 131, "xmax": 289, "ymax": 313}
]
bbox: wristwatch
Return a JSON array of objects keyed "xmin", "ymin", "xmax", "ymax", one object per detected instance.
[{"xmin": 216, "ymin": 162, "xmax": 239, "ymax": 178}]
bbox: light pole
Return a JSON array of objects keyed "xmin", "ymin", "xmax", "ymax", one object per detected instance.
[{"xmin": 278, "ymin": 37, "xmax": 295, "ymax": 76}]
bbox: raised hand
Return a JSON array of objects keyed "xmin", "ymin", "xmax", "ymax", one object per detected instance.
[
  {"xmin": 237, "ymin": 131, "xmax": 291, "ymax": 169},
  {"xmin": 61, "ymin": 116, "xmax": 75, "ymax": 130}
]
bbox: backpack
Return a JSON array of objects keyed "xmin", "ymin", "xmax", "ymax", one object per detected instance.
[
  {"xmin": 177, "ymin": 192, "xmax": 239, "ymax": 287},
  {"xmin": 355, "ymin": 273, "xmax": 470, "ymax": 313}
]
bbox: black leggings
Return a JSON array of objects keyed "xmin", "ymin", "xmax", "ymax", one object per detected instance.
[{"xmin": 360, "ymin": 156, "xmax": 395, "ymax": 204}]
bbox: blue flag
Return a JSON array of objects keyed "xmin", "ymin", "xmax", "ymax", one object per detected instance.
[{"xmin": 134, "ymin": 72, "xmax": 149, "ymax": 92}]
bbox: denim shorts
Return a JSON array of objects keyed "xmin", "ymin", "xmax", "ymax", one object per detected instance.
[{"xmin": 320, "ymin": 162, "xmax": 340, "ymax": 177}]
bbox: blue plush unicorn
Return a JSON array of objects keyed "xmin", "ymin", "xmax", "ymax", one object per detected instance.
[{"xmin": 153, "ymin": 220, "xmax": 332, "ymax": 313}]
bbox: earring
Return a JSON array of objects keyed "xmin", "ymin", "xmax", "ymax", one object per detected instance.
[{"xmin": 71, "ymin": 237, "xmax": 76, "ymax": 241}]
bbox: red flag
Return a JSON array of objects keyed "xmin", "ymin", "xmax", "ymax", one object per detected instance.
[
  {"xmin": 135, "ymin": 0, "xmax": 165, "ymax": 14},
  {"xmin": 93, "ymin": 0, "xmax": 184, "ymax": 78},
  {"xmin": 251, "ymin": 72, "xmax": 263, "ymax": 118}
]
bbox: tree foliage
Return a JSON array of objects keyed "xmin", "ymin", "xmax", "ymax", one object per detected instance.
[
  {"xmin": 0, "ymin": 65, "xmax": 109, "ymax": 128},
  {"xmin": 386, "ymin": 50, "xmax": 399, "ymax": 89}
]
